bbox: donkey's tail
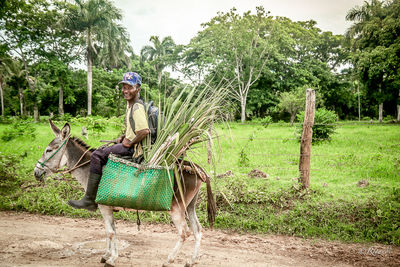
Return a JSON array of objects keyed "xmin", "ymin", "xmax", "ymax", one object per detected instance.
[{"xmin": 205, "ymin": 175, "xmax": 216, "ymax": 229}]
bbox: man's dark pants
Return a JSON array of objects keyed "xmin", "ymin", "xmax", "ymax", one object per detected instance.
[{"xmin": 90, "ymin": 143, "xmax": 133, "ymax": 175}]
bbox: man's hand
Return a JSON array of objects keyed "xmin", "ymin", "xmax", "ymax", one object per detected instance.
[
  {"xmin": 116, "ymin": 135, "xmax": 125, "ymax": 144},
  {"xmin": 121, "ymin": 129, "xmax": 150, "ymax": 148}
]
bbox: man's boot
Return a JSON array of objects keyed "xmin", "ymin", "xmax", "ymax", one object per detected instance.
[{"xmin": 68, "ymin": 173, "xmax": 101, "ymax": 211}]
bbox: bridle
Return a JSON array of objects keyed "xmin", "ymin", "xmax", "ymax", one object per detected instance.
[{"xmin": 36, "ymin": 135, "xmax": 90, "ymax": 174}]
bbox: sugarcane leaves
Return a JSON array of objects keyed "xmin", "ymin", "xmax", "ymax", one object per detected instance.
[{"xmin": 143, "ymin": 81, "xmax": 229, "ymax": 166}]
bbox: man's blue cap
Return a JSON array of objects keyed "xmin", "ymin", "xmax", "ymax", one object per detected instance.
[{"xmin": 118, "ymin": 72, "xmax": 141, "ymax": 86}]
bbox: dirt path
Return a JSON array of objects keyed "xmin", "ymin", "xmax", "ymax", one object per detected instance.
[{"xmin": 0, "ymin": 211, "xmax": 398, "ymax": 267}]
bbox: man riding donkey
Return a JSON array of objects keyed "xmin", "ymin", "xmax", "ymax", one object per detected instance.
[{"xmin": 68, "ymin": 72, "xmax": 149, "ymax": 211}]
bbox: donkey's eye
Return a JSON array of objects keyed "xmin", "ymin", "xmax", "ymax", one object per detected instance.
[{"xmin": 46, "ymin": 148, "xmax": 53, "ymax": 153}]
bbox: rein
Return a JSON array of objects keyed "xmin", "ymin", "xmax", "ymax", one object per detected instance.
[
  {"xmin": 37, "ymin": 135, "xmax": 91, "ymax": 174},
  {"xmin": 61, "ymin": 149, "xmax": 90, "ymax": 174}
]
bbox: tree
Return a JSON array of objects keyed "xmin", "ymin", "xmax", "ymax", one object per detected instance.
[
  {"xmin": 277, "ymin": 87, "xmax": 306, "ymax": 125},
  {"xmin": 3, "ymin": 59, "xmax": 27, "ymax": 116},
  {"xmin": 0, "ymin": 0, "xmax": 81, "ymax": 120},
  {"xmin": 65, "ymin": 0, "xmax": 131, "ymax": 115},
  {"xmin": 34, "ymin": 60, "xmax": 73, "ymax": 116},
  {"xmin": 190, "ymin": 7, "xmax": 278, "ymax": 122},
  {"xmin": 0, "ymin": 55, "xmax": 10, "ymax": 116},
  {"xmin": 140, "ymin": 36, "xmax": 176, "ymax": 86},
  {"xmin": 346, "ymin": 0, "xmax": 400, "ymax": 122},
  {"xmin": 95, "ymin": 23, "xmax": 132, "ymax": 70}
]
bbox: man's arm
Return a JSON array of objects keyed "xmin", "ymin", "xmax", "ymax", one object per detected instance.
[{"xmin": 122, "ymin": 129, "xmax": 150, "ymax": 148}]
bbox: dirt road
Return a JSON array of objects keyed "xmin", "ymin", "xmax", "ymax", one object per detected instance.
[{"xmin": 0, "ymin": 211, "xmax": 398, "ymax": 267}]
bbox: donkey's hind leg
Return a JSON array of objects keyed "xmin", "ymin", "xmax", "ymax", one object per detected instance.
[
  {"xmin": 166, "ymin": 200, "xmax": 188, "ymax": 265},
  {"xmin": 99, "ymin": 205, "xmax": 118, "ymax": 267},
  {"xmin": 185, "ymin": 192, "xmax": 202, "ymax": 267}
]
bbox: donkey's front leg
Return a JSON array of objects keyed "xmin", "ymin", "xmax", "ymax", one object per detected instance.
[{"xmin": 99, "ymin": 205, "xmax": 118, "ymax": 267}]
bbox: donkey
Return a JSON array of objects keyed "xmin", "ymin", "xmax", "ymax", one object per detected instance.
[{"xmin": 33, "ymin": 120, "xmax": 216, "ymax": 267}]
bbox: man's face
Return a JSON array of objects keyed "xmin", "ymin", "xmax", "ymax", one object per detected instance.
[{"xmin": 122, "ymin": 83, "xmax": 139, "ymax": 101}]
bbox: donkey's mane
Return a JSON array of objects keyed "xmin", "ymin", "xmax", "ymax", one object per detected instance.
[{"xmin": 71, "ymin": 136, "xmax": 96, "ymax": 152}]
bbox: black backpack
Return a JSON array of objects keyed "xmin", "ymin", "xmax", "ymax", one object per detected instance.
[{"xmin": 129, "ymin": 100, "xmax": 160, "ymax": 145}]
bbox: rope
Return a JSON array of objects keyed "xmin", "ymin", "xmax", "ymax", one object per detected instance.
[
  {"xmin": 61, "ymin": 149, "xmax": 91, "ymax": 174},
  {"xmin": 38, "ymin": 135, "xmax": 70, "ymax": 167}
]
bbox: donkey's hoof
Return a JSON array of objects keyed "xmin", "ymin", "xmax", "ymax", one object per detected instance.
[
  {"xmin": 100, "ymin": 257, "xmax": 107, "ymax": 263},
  {"xmin": 104, "ymin": 262, "xmax": 114, "ymax": 267},
  {"xmin": 184, "ymin": 262, "xmax": 194, "ymax": 267}
]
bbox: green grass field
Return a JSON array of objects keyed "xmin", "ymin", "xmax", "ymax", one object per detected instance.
[{"xmin": 0, "ymin": 118, "xmax": 399, "ymax": 245}]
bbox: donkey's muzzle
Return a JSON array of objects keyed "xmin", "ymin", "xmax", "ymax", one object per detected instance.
[{"xmin": 34, "ymin": 166, "xmax": 45, "ymax": 181}]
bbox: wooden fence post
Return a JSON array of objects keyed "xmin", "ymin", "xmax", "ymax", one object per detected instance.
[{"xmin": 299, "ymin": 88, "xmax": 315, "ymax": 189}]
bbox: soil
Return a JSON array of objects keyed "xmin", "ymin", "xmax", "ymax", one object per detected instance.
[{"xmin": 0, "ymin": 211, "xmax": 398, "ymax": 267}]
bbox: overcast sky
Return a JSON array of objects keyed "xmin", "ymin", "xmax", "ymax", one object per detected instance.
[{"xmin": 112, "ymin": 0, "xmax": 366, "ymax": 54}]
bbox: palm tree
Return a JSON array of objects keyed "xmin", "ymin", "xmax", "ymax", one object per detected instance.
[
  {"xmin": 67, "ymin": 0, "xmax": 131, "ymax": 115},
  {"xmin": 96, "ymin": 23, "xmax": 132, "ymax": 70},
  {"xmin": 346, "ymin": 0, "xmax": 386, "ymax": 122},
  {"xmin": 140, "ymin": 36, "xmax": 176, "ymax": 86}
]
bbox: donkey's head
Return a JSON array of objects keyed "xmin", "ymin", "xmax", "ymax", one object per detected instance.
[{"xmin": 34, "ymin": 119, "xmax": 70, "ymax": 181}]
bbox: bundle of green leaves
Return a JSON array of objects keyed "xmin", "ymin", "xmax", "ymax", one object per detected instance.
[{"xmin": 142, "ymin": 83, "xmax": 229, "ymax": 167}]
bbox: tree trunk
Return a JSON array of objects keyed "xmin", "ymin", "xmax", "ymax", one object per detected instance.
[
  {"xmin": 290, "ymin": 113, "xmax": 296, "ymax": 126},
  {"xmin": 0, "ymin": 78, "xmax": 4, "ymax": 116},
  {"xmin": 87, "ymin": 31, "xmax": 93, "ymax": 116},
  {"xmin": 115, "ymin": 85, "xmax": 120, "ymax": 117},
  {"xmin": 87, "ymin": 54, "xmax": 93, "ymax": 116},
  {"xmin": 33, "ymin": 105, "xmax": 39, "ymax": 122},
  {"xmin": 378, "ymin": 102, "xmax": 383, "ymax": 123},
  {"xmin": 357, "ymin": 83, "xmax": 361, "ymax": 121},
  {"xmin": 157, "ymin": 71, "xmax": 162, "ymax": 86},
  {"xmin": 397, "ymin": 89, "xmax": 400, "ymax": 122},
  {"xmin": 397, "ymin": 105, "xmax": 400, "ymax": 122},
  {"xmin": 58, "ymin": 84, "xmax": 64, "ymax": 115},
  {"xmin": 240, "ymin": 97, "xmax": 246, "ymax": 123},
  {"xmin": 19, "ymin": 88, "xmax": 23, "ymax": 116}
]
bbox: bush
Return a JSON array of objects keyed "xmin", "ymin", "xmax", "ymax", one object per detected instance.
[
  {"xmin": 252, "ymin": 116, "xmax": 272, "ymax": 128},
  {"xmin": 0, "ymin": 153, "xmax": 23, "ymax": 192},
  {"xmin": 0, "ymin": 121, "xmax": 36, "ymax": 142},
  {"xmin": 297, "ymin": 108, "xmax": 338, "ymax": 143}
]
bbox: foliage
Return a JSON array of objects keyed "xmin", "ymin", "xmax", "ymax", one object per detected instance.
[
  {"xmin": 237, "ymin": 148, "xmax": 250, "ymax": 167},
  {"xmin": 277, "ymin": 87, "xmax": 306, "ymax": 125},
  {"xmin": 297, "ymin": 108, "xmax": 338, "ymax": 143},
  {"xmin": 64, "ymin": 0, "xmax": 132, "ymax": 115},
  {"xmin": 251, "ymin": 116, "xmax": 272, "ymax": 128},
  {"xmin": 143, "ymin": 83, "xmax": 230, "ymax": 166},
  {"xmin": 346, "ymin": 0, "xmax": 400, "ymax": 121},
  {"xmin": 0, "ymin": 153, "xmax": 25, "ymax": 195},
  {"xmin": 0, "ymin": 121, "xmax": 36, "ymax": 141},
  {"xmin": 140, "ymin": 36, "xmax": 177, "ymax": 86},
  {"xmin": 190, "ymin": 7, "xmax": 276, "ymax": 122}
]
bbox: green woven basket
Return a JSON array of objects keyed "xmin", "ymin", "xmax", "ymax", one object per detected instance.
[{"xmin": 95, "ymin": 154, "xmax": 174, "ymax": 211}]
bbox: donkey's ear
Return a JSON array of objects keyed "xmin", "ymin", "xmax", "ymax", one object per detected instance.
[
  {"xmin": 49, "ymin": 119, "xmax": 61, "ymax": 137},
  {"xmin": 60, "ymin": 123, "xmax": 70, "ymax": 140}
]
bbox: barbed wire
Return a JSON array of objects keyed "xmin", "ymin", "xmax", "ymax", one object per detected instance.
[
  {"xmin": 212, "ymin": 164, "xmax": 325, "ymax": 172},
  {"xmin": 245, "ymin": 152, "xmax": 387, "ymax": 157},
  {"xmin": 239, "ymin": 122, "xmax": 400, "ymax": 126},
  {"xmin": 224, "ymin": 136, "xmax": 331, "ymax": 141}
]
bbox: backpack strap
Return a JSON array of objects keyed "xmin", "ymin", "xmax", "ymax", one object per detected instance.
[{"xmin": 128, "ymin": 99, "xmax": 144, "ymax": 135}]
